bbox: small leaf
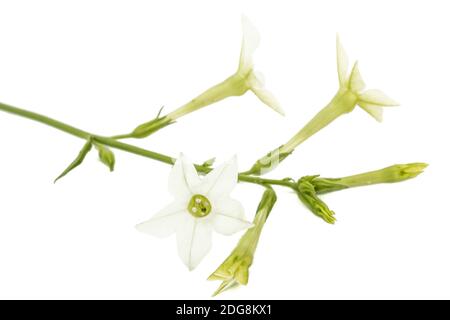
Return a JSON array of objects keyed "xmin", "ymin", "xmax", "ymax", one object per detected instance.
[
  {"xmin": 54, "ymin": 140, "xmax": 92, "ymax": 183},
  {"xmin": 96, "ymin": 144, "xmax": 115, "ymax": 172}
]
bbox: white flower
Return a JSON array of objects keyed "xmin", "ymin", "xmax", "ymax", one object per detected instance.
[
  {"xmin": 245, "ymin": 36, "xmax": 400, "ymax": 176},
  {"xmin": 163, "ymin": 16, "xmax": 284, "ymax": 124},
  {"xmin": 136, "ymin": 154, "xmax": 253, "ymax": 270},
  {"xmin": 236, "ymin": 16, "xmax": 285, "ymax": 116},
  {"xmin": 336, "ymin": 35, "xmax": 399, "ymax": 122}
]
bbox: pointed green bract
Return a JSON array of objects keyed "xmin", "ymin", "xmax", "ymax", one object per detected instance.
[{"xmin": 54, "ymin": 139, "xmax": 92, "ymax": 183}]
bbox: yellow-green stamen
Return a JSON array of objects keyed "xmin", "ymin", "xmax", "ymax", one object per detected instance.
[{"xmin": 188, "ymin": 194, "xmax": 212, "ymax": 218}]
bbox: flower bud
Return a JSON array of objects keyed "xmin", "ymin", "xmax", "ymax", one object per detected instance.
[
  {"xmin": 96, "ymin": 144, "xmax": 116, "ymax": 172},
  {"xmin": 325, "ymin": 163, "xmax": 428, "ymax": 189},
  {"xmin": 296, "ymin": 177, "xmax": 336, "ymax": 224}
]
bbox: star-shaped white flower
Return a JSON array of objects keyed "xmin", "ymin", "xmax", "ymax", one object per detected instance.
[
  {"xmin": 337, "ymin": 35, "xmax": 399, "ymax": 122},
  {"xmin": 136, "ymin": 154, "xmax": 253, "ymax": 270}
]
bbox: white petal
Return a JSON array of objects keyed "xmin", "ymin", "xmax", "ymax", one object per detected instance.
[
  {"xmin": 358, "ymin": 89, "xmax": 399, "ymax": 106},
  {"xmin": 358, "ymin": 102, "xmax": 384, "ymax": 122},
  {"xmin": 176, "ymin": 215, "xmax": 212, "ymax": 270},
  {"xmin": 168, "ymin": 154, "xmax": 200, "ymax": 199},
  {"xmin": 248, "ymin": 71, "xmax": 285, "ymax": 116},
  {"xmin": 336, "ymin": 34, "xmax": 349, "ymax": 87},
  {"xmin": 194, "ymin": 156, "xmax": 238, "ymax": 199},
  {"xmin": 212, "ymin": 197, "xmax": 253, "ymax": 235},
  {"xmin": 348, "ymin": 61, "xmax": 365, "ymax": 93},
  {"xmin": 136, "ymin": 202, "xmax": 186, "ymax": 238},
  {"xmin": 238, "ymin": 15, "xmax": 260, "ymax": 75}
]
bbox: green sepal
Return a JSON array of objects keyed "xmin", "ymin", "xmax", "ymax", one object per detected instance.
[
  {"xmin": 131, "ymin": 116, "xmax": 174, "ymax": 139},
  {"xmin": 301, "ymin": 175, "xmax": 349, "ymax": 195},
  {"xmin": 54, "ymin": 139, "xmax": 92, "ymax": 183}
]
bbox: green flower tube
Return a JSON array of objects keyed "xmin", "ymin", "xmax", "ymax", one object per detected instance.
[
  {"xmin": 247, "ymin": 36, "xmax": 399, "ymax": 175},
  {"xmin": 120, "ymin": 16, "xmax": 284, "ymax": 139},
  {"xmin": 208, "ymin": 187, "xmax": 277, "ymax": 296}
]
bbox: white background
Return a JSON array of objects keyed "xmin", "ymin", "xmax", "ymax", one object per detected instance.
[{"xmin": 0, "ymin": 0, "xmax": 448, "ymax": 299}]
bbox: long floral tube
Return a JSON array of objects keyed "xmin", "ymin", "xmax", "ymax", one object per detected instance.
[
  {"xmin": 209, "ymin": 187, "xmax": 277, "ymax": 296},
  {"xmin": 245, "ymin": 36, "xmax": 399, "ymax": 176},
  {"xmin": 112, "ymin": 16, "xmax": 283, "ymax": 140}
]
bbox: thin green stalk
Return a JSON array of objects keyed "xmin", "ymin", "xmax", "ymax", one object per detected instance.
[
  {"xmin": 92, "ymin": 136, "xmax": 176, "ymax": 166},
  {"xmin": 0, "ymin": 101, "xmax": 296, "ymax": 189},
  {"xmin": 110, "ymin": 133, "xmax": 135, "ymax": 140},
  {"xmin": 237, "ymin": 175, "xmax": 296, "ymax": 189},
  {"xmin": 0, "ymin": 102, "xmax": 90, "ymax": 139}
]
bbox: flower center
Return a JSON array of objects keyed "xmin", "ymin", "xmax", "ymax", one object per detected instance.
[{"xmin": 187, "ymin": 194, "xmax": 212, "ymax": 218}]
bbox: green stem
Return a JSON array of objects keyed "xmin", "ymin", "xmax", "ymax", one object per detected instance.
[
  {"xmin": 92, "ymin": 136, "xmax": 176, "ymax": 166},
  {"xmin": 237, "ymin": 175, "xmax": 296, "ymax": 188},
  {"xmin": 0, "ymin": 101, "xmax": 295, "ymax": 189},
  {"xmin": 110, "ymin": 133, "xmax": 134, "ymax": 140},
  {"xmin": 0, "ymin": 102, "xmax": 90, "ymax": 139}
]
